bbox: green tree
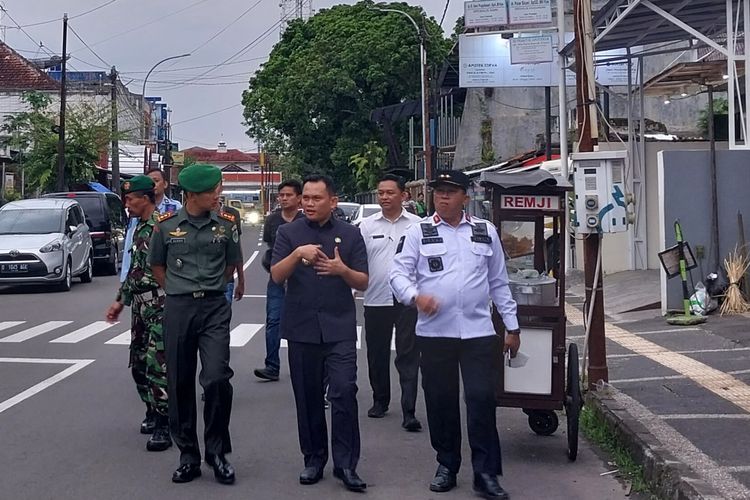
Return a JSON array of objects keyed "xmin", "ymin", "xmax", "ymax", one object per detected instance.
[
  {"xmin": 242, "ymin": 1, "xmax": 451, "ymax": 195},
  {"xmin": 697, "ymin": 97, "xmax": 729, "ymax": 136},
  {"xmin": 349, "ymin": 140, "xmax": 387, "ymax": 192},
  {"xmin": 1, "ymin": 91, "xmax": 111, "ymax": 193}
]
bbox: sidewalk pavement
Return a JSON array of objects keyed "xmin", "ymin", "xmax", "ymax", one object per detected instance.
[{"xmin": 566, "ymin": 270, "xmax": 750, "ymax": 500}]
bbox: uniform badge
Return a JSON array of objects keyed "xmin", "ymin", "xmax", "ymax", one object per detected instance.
[
  {"xmin": 232, "ymin": 225, "xmax": 239, "ymax": 243},
  {"xmin": 471, "ymin": 223, "xmax": 492, "ymax": 244},
  {"xmin": 122, "ymin": 181, "xmax": 131, "ymax": 191},
  {"xmin": 176, "ymin": 258, "xmax": 183, "ymax": 269},
  {"xmin": 420, "ymin": 223, "xmax": 439, "ymax": 238},
  {"xmin": 428, "ymin": 256, "xmax": 444, "ymax": 272},
  {"xmin": 334, "ymin": 237, "xmax": 342, "ymax": 244},
  {"xmin": 396, "ymin": 235, "xmax": 405, "ymax": 254},
  {"xmin": 169, "ymin": 228, "xmax": 188, "ymax": 237}
]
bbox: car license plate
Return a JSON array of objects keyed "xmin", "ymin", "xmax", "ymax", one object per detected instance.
[{"xmin": 0, "ymin": 263, "xmax": 29, "ymax": 273}]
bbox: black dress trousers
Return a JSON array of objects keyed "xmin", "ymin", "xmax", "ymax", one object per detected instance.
[
  {"xmin": 364, "ymin": 303, "xmax": 419, "ymax": 416},
  {"xmin": 288, "ymin": 339, "xmax": 360, "ymax": 470},
  {"xmin": 417, "ymin": 334, "xmax": 502, "ymax": 476},
  {"xmin": 164, "ymin": 294, "xmax": 234, "ymax": 465}
]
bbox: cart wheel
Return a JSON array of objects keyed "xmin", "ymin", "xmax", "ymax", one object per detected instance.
[
  {"xmin": 527, "ymin": 410, "xmax": 559, "ymax": 436},
  {"xmin": 565, "ymin": 343, "xmax": 583, "ymax": 461}
]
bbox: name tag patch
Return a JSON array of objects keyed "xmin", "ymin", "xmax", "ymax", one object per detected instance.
[
  {"xmin": 168, "ymin": 238, "xmax": 186, "ymax": 244},
  {"xmin": 471, "ymin": 235, "xmax": 492, "ymax": 244},
  {"xmin": 396, "ymin": 235, "xmax": 405, "ymax": 254},
  {"xmin": 428, "ymin": 256, "xmax": 444, "ymax": 272},
  {"xmin": 421, "ymin": 237, "xmax": 444, "ymax": 245},
  {"xmin": 471, "ymin": 223, "xmax": 491, "ymax": 244},
  {"xmin": 372, "ymin": 234, "xmax": 385, "ymax": 239}
]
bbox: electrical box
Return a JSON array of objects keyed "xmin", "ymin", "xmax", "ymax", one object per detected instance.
[{"xmin": 571, "ymin": 151, "xmax": 629, "ymax": 234}]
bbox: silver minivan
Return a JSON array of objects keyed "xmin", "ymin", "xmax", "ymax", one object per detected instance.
[{"xmin": 0, "ymin": 198, "xmax": 94, "ymax": 291}]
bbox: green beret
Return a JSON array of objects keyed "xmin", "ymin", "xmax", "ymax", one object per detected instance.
[
  {"xmin": 121, "ymin": 175, "xmax": 155, "ymax": 195},
  {"xmin": 178, "ymin": 164, "xmax": 222, "ymax": 193}
]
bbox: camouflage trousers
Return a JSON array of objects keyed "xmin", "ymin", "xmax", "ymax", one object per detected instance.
[{"xmin": 130, "ymin": 294, "xmax": 168, "ymax": 417}]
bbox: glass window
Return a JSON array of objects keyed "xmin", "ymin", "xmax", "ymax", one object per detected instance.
[
  {"xmin": 0, "ymin": 209, "xmax": 64, "ymax": 234},
  {"xmin": 74, "ymin": 196, "xmax": 108, "ymax": 231},
  {"xmin": 106, "ymin": 195, "xmax": 124, "ymax": 226},
  {"xmin": 500, "ymin": 221, "xmax": 536, "ymax": 273}
]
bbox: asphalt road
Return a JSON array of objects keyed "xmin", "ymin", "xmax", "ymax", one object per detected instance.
[{"xmin": 0, "ymin": 225, "xmax": 632, "ymax": 500}]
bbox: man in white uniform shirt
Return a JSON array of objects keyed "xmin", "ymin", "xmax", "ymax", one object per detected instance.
[
  {"xmin": 359, "ymin": 174, "xmax": 422, "ymax": 431},
  {"xmin": 390, "ymin": 170, "xmax": 520, "ymax": 500}
]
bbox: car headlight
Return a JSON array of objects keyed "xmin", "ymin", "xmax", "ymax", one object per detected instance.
[
  {"xmin": 40, "ymin": 241, "xmax": 63, "ymax": 253},
  {"xmin": 248, "ymin": 212, "xmax": 260, "ymax": 224}
]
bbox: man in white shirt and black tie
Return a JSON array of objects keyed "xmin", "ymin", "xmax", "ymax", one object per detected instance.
[{"xmin": 390, "ymin": 170, "xmax": 520, "ymax": 500}]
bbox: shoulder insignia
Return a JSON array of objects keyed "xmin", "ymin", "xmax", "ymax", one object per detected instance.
[
  {"xmin": 219, "ymin": 211, "xmax": 236, "ymax": 223},
  {"xmin": 158, "ymin": 212, "xmax": 177, "ymax": 222}
]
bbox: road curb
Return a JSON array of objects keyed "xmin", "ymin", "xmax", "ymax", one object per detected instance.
[{"xmin": 585, "ymin": 388, "xmax": 723, "ymax": 500}]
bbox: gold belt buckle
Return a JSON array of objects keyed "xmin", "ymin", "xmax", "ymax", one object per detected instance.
[{"xmin": 192, "ymin": 291, "xmax": 205, "ymax": 298}]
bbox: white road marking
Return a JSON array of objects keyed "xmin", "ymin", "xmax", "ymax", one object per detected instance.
[
  {"xmin": 230, "ymin": 324, "xmax": 264, "ymax": 347},
  {"xmin": 0, "ymin": 321, "xmax": 24, "ymax": 332},
  {"xmin": 50, "ymin": 321, "xmax": 117, "ymax": 344},
  {"xmin": 257, "ymin": 242, "xmax": 262, "ymax": 246},
  {"xmin": 105, "ymin": 330, "xmax": 131, "ymax": 345},
  {"xmin": 0, "ymin": 357, "xmax": 95, "ymax": 414},
  {"xmin": 611, "ymin": 368, "xmax": 750, "ymax": 385},
  {"xmin": 606, "ymin": 347, "xmax": 750, "ymax": 359},
  {"xmin": 242, "ymin": 294, "xmax": 365, "ymax": 300},
  {"xmin": 659, "ymin": 414, "xmax": 750, "ymax": 420},
  {"xmin": 242, "ymin": 250, "xmax": 259, "ymax": 271},
  {"xmin": 0, "ymin": 321, "xmax": 72, "ymax": 343}
]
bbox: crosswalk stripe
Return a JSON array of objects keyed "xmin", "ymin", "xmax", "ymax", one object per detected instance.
[
  {"xmin": 105, "ymin": 330, "xmax": 131, "ymax": 345},
  {"xmin": 0, "ymin": 321, "xmax": 72, "ymax": 343},
  {"xmin": 0, "ymin": 321, "xmax": 25, "ymax": 332},
  {"xmin": 230, "ymin": 324, "xmax": 264, "ymax": 347},
  {"xmin": 50, "ymin": 321, "xmax": 118, "ymax": 344}
]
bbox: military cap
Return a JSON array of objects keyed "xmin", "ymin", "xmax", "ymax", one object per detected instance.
[
  {"xmin": 121, "ymin": 175, "xmax": 155, "ymax": 195},
  {"xmin": 428, "ymin": 170, "xmax": 471, "ymax": 191},
  {"xmin": 178, "ymin": 163, "xmax": 222, "ymax": 193}
]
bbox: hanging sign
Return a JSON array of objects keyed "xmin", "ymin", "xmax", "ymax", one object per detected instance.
[
  {"xmin": 508, "ymin": 0, "xmax": 552, "ymax": 25},
  {"xmin": 464, "ymin": 0, "xmax": 508, "ymax": 28},
  {"xmin": 510, "ymin": 35, "xmax": 554, "ymax": 64},
  {"xmin": 501, "ymin": 194, "xmax": 561, "ymax": 210}
]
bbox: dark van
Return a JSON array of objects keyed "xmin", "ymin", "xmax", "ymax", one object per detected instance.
[{"xmin": 43, "ymin": 192, "xmax": 126, "ymax": 275}]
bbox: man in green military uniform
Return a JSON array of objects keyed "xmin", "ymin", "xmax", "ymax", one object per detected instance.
[
  {"xmin": 105, "ymin": 175, "xmax": 171, "ymax": 452},
  {"xmin": 150, "ymin": 164, "xmax": 243, "ymax": 485}
]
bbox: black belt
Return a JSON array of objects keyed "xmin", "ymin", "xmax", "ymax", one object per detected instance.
[{"xmin": 171, "ymin": 290, "xmax": 225, "ymax": 299}]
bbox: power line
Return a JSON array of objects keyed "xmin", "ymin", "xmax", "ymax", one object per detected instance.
[
  {"xmin": 187, "ymin": 0, "xmax": 268, "ymax": 56},
  {"xmin": 118, "ymin": 56, "xmax": 269, "ymax": 75},
  {"xmin": 439, "ymin": 0, "xmax": 451, "ymax": 28},
  {"xmin": 171, "ymin": 104, "xmax": 243, "ymax": 126},
  {"xmin": 68, "ymin": 23, "xmax": 110, "ymax": 67},
  {"xmin": 69, "ymin": 0, "xmax": 210, "ymax": 53},
  {"xmin": 15, "ymin": 0, "xmax": 119, "ymax": 28}
]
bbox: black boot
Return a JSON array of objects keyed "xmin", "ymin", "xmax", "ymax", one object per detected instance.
[
  {"xmin": 140, "ymin": 406, "xmax": 156, "ymax": 435},
  {"xmin": 147, "ymin": 415, "xmax": 172, "ymax": 452}
]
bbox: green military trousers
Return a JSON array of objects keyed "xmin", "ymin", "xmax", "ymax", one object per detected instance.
[{"xmin": 129, "ymin": 294, "xmax": 168, "ymax": 417}]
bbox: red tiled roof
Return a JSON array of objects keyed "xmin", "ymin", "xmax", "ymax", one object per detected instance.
[
  {"xmin": 181, "ymin": 146, "xmax": 259, "ymax": 163},
  {"xmin": 0, "ymin": 42, "xmax": 60, "ymax": 91}
]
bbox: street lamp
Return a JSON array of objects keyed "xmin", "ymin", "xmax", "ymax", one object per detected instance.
[
  {"xmin": 141, "ymin": 53, "xmax": 191, "ymax": 144},
  {"xmin": 371, "ymin": 7, "xmax": 432, "ymax": 183}
]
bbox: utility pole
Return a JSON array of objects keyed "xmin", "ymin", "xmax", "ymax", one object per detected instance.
[
  {"xmin": 56, "ymin": 13, "xmax": 68, "ymax": 192},
  {"xmin": 573, "ymin": 0, "xmax": 607, "ymax": 389},
  {"xmin": 110, "ymin": 66, "xmax": 120, "ymax": 195}
]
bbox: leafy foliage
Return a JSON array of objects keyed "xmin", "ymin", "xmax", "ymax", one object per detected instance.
[
  {"xmin": 349, "ymin": 141, "xmax": 387, "ymax": 192},
  {"xmin": 242, "ymin": 1, "xmax": 451, "ymax": 195},
  {"xmin": 697, "ymin": 98, "xmax": 729, "ymax": 136},
  {"xmin": 1, "ymin": 91, "xmax": 111, "ymax": 193}
]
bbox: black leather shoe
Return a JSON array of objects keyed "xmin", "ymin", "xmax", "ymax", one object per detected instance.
[
  {"xmin": 333, "ymin": 468, "xmax": 366, "ymax": 492},
  {"xmin": 473, "ymin": 473, "xmax": 509, "ymax": 499},
  {"xmin": 146, "ymin": 418, "xmax": 172, "ymax": 452},
  {"xmin": 429, "ymin": 465, "xmax": 457, "ymax": 493},
  {"xmin": 140, "ymin": 410, "xmax": 156, "ymax": 434},
  {"xmin": 172, "ymin": 463, "xmax": 201, "ymax": 483},
  {"xmin": 367, "ymin": 403, "xmax": 388, "ymax": 418},
  {"xmin": 254, "ymin": 367, "xmax": 280, "ymax": 381},
  {"xmin": 299, "ymin": 466, "xmax": 324, "ymax": 485},
  {"xmin": 206, "ymin": 455, "xmax": 235, "ymax": 484},
  {"xmin": 402, "ymin": 415, "xmax": 422, "ymax": 432}
]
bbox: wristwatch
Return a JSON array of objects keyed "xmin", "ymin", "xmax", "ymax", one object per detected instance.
[{"xmin": 506, "ymin": 328, "xmax": 521, "ymax": 336}]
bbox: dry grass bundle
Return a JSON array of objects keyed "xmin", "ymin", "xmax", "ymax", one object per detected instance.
[{"xmin": 720, "ymin": 246, "xmax": 750, "ymax": 315}]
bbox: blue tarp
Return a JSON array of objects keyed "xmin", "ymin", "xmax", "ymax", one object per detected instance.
[{"xmin": 88, "ymin": 182, "xmax": 112, "ymax": 193}]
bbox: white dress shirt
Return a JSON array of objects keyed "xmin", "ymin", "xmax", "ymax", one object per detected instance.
[
  {"xmin": 390, "ymin": 212, "xmax": 519, "ymax": 338},
  {"xmin": 359, "ymin": 208, "xmax": 421, "ymax": 306}
]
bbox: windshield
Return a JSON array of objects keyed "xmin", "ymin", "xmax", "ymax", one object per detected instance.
[
  {"xmin": 0, "ymin": 209, "xmax": 63, "ymax": 234},
  {"xmin": 71, "ymin": 196, "xmax": 108, "ymax": 231},
  {"xmin": 363, "ymin": 206, "xmax": 380, "ymax": 218},
  {"xmin": 337, "ymin": 203, "xmax": 360, "ymax": 218}
]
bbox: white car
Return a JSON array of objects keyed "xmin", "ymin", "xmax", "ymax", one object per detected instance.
[
  {"xmin": 350, "ymin": 204, "xmax": 381, "ymax": 227},
  {"xmin": 0, "ymin": 198, "xmax": 94, "ymax": 291}
]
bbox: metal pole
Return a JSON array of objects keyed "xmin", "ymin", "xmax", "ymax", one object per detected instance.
[
  {"xmin": 110, "ymin": 66, "xmax": 120, "ymax": 195},
  {"xmin": 557, "ymin": 0, "xmax": 571, "ymax": 273},
  {"xmin": 141, "ymin": 53, "xmax": 190, "ymax": 144},
  {"xmin": 56, "ymin": 13, "xmax": 68, "ymax": 192},
  {"xmin": 708, "ymin": 84, "xmax": 721, "ymax": 272},
  {"xmin": 545, "ymin": 86, "xmax": 552, "ymax": 160}
]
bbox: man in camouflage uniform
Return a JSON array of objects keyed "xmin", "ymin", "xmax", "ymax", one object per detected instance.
[{"xmin": 105, "ymin": 175, "xmax": 171, "ymax": 452}]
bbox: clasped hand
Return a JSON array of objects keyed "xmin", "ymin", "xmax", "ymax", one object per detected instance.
[{"xmin": 296, "ymin": 245, "xmax": 347, "ymax": 276}]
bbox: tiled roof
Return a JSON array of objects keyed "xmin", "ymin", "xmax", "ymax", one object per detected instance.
[
  {"xmin": 0, "ymin": 42, "xmax": 60, "ymax": 91},
  {"xmin": 181, "ymin": 146, "xmax": 259, "ymax": 163}
]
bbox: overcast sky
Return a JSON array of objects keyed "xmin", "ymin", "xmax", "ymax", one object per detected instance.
[{"xmin": 2, "ymin": 0, "xmax": 463, "ymax": 152}]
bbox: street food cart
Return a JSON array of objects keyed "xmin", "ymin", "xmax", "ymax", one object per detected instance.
[{"xmin": 479, "ymin": 170, "xmax": 582, "ymax": 461}]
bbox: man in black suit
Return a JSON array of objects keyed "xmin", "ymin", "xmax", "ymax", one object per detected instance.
[{"xmin": 271, "ymin": 174, "xmax": 369, "ymax": 492}]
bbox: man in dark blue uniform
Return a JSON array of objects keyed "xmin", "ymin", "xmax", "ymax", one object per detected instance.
[{"xmin": 271, "ymin": 174, "xmax": 369, "ymax": 492}]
